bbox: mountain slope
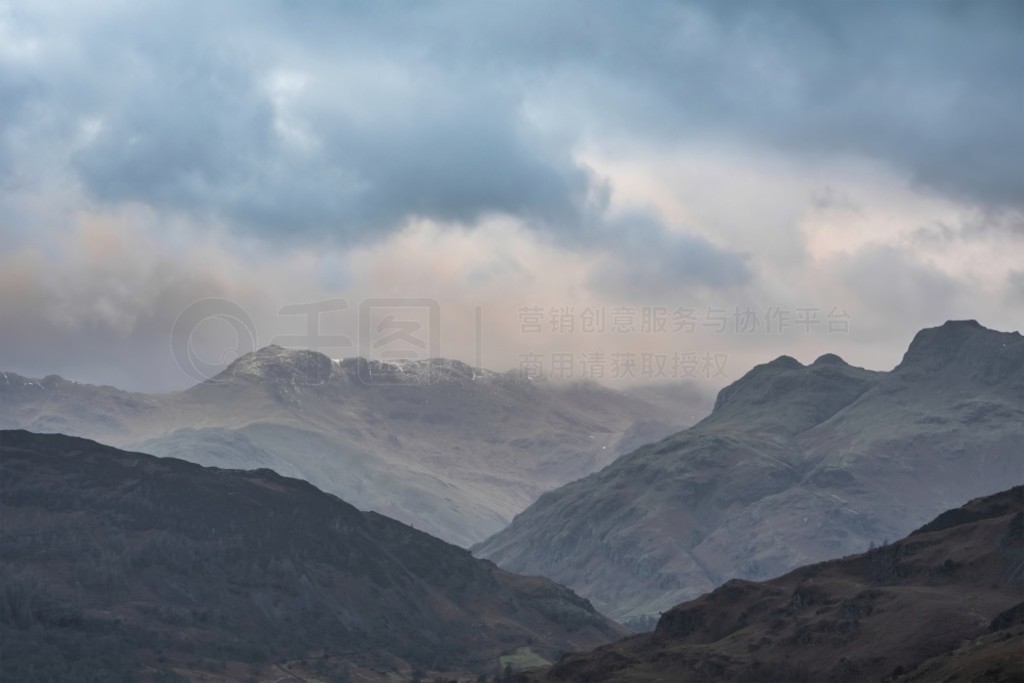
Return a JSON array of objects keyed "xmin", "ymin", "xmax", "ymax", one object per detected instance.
[
  {"xmin": 0, "ymin": 430, "xmax": 627, "ymax": 682},
  {"xmin": 0, "ymin": 350, "xmax": 709, "ymax": 546},
  {"xmin": 474, "ymin": 321, "xmax": 1024, "ymax": 623},
  {"xmin": 523, "ymin": 485, "xmax": 1024, "ymax": 682}
]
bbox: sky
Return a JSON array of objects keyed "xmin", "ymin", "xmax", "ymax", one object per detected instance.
[{"xmin": 0, "ymin": 0, "xmax": 1022, "ymax": 392}]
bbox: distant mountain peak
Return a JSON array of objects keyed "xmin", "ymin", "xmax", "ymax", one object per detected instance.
[
  {"xmin": 941, "ymin": 318, "xmax": 984, "ymax": 329},
  {"xmin": 811, "ymin": 353, "xmax": 848, "ymax": 366},
  {"xmin": 901, "ymin": 320, "xmax": 986, "ymax": 360},
  {"xmin": 217, "ymin": 345, "xmax": 334, "ymax": 384},
  {"xmin": 894, "ymin": 320, "xmax": 1022, "ymax": 383},
  {"xmin": 335, "ymin": 356, "xmax": 500, "ymax": 385},
  {"xmin": 199, "ymin": 345, "xmax": 538, "ymax": 396},
  {"xmin": 706, "ymin": 350, "xmax": 880, "ymax": 435},
  {"xmin": 765, "ymin": 355, "xmax": 803, "ymax": 369},
  {"xmin": 217, "ymin": 346, "xmax": 522, "ymax": 388}
]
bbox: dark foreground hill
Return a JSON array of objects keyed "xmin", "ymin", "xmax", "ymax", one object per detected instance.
[
  {"xmin": 0, "ymin": 350, "xmax": 707, "ymax": 547},
  {"xmin": 475, "ymin": 321, "xmax": 1024, "ymax": 624},
  {"xmin": 0, "ymin": 430, "xmax": 626, "ymax": 682},
  {"xmin": 522, "ymin": 486, "xmax": 1024, "ymax": 683}
]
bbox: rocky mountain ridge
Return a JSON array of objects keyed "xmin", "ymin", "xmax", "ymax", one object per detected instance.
[{"xmin": 474, "ymin": 321, "xmax": 1024, "ymax": 623}]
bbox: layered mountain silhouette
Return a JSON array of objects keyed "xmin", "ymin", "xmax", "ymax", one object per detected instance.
[
  {"xmin": 0, "ymin": 349, "xmax": 709, "ymax": 546},
  {"xmin": 474, "ymin": 321, "xmax": 1024, "ymax": 624},
  {"xmin": 522, "ymin": 485, "xmax": 1024, "ymax": 682},
  {"xmin": 0, "ymin": 430, "xmax": 626, "ymax": 682}
]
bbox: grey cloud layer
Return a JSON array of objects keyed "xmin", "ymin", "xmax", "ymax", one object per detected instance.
[{"xmin": 1, "ymin": 0, "xmax": 1021, "ymax": 284}]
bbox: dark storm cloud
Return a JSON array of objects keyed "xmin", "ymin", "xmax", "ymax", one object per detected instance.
[
  {"xmin": 372, "ymin": 0, "xmax": 1022, "ymax": 212},
  {"xmin": 70, "ymin": 48, "xmax": 595, "ymax": 241},
  {"xmin": 607, "ymin": 0, "xmax": 1024, "ymax": 212},
  {"xmin": 587, "ymin": 210, "xmax": 752, "ymax": 299},
  {"xmin": 3, "ymin": 0, "xmax": 1022, "ymax": 248}
]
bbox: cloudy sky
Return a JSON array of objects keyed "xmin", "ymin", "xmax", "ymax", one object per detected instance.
[{"xmin": 1, "ymin": 0, "xmax": 1021, "ymax": 392}]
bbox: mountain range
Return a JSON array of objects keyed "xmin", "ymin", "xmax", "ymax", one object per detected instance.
[
  {"xmin": 522, "ymin": 485, "xmax": 1024, "ymax": 682},
  {"xmin": 0, "ymin": 429, "xmax": 626, "ymax": 682},
  {"xmin": 3, "ymin": 319, "xmax": 1020, "ymax": 666},
  {"xmin": 0, "ymin": 349, "xmax": 710, "ymax": 546},
  {"xmin": 474, "ymin": 320, "xmax": 1024, "ymax": 625}
]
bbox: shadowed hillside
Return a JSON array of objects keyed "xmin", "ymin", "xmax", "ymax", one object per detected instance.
[{"xmin": 0, "ymin": 430, "xmax": 626, "ymax": 682}]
